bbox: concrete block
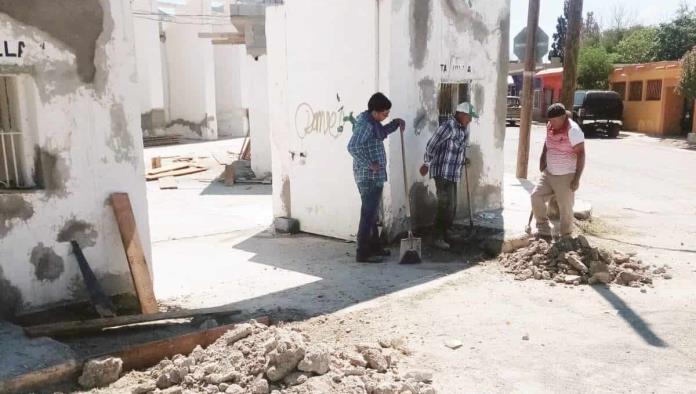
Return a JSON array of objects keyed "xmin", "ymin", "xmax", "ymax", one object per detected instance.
[{"xmin": 274, "ymin": 217, "xmax": 300, "ymax": 234}]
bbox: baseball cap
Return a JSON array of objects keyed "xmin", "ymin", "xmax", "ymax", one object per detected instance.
[{"xmin": 455, "ymin": 102, "xmax": 479, "ymax": 118}]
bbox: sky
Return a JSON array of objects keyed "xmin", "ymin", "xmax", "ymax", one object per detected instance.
[{"xmin": 509, "ymin": 0, "xmax": 690, "ymax": 61}]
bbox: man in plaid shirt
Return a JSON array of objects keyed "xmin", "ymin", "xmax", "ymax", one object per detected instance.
[
  {"xmin": 420, "ymin": 102, "xmax": 478, "ymax": 250},
  {"xmin": 347, "ymin": 93, "xmax": 405, "ymax": 263}
]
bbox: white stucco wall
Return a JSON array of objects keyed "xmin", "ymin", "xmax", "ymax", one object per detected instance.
[
  {"xmin": 244, "ymin": 55, "xmax": 272, "ymax": 177},
  {"xmin": 214, "ymin": 23, "xmax": 247, "ymax": 138},
  {"xmin": 0, "ymin": 0, "xmax": 151, "ymax": 315},
  {"xmin": 267, "ymin": 0, "xmax": 509, "ymax": 240},
  {"xmin": 161, "ymin": 0, "xmax": 219, "ymax": 140},
  {"xmin": 133, "ymin": 0, "xmax": 166, "ymax": 136}
]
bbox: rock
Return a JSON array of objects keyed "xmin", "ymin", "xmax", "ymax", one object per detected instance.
[
  {"xmin": 344, "ymin": 350, "xmax": 367, "ymax": 367},
  {"xmin": 641, "ymin": 289, "xmax": 647, "ymax": 293},
  {"xmin": 653, "ymin": 267, "xmax": 667, "ymax": 275},
  {"xmin": 566, "ymin": 253, "xmax": 589, "ymax": 273},
  {"xmin": 78, "ymin": 357, "xmax": 123, "ymax": 389},
  {"xmin": 361, "ymin": 348, "xmax": 389, "ymax": 372},
  {"xmin": 575, "ymin": 235, "xmax": 591, "ymax": 249},
  {"xmin": 191, "ymin": 345, "xmax": 205, "ymax": 362},
  {"xmin": 590, "ymin": 272, "xmax": 613, "ymax": 284},
  {"xmin": 131, "ymin": 381, "xmax": 157, "ymax": 394},
  {"xmin": 663, "ymin": 273, "xmax": 673, "ymax": 280},
  {"xmin": 515, "ymin": 269, "xmax": 533, "ymax": 281},
  {"xmin": 372, "ymin": 379, "xmax": 402, "ymax": 394},
  {"xmin": 265, "ymin": 330, "xmax": 306, "ymax": 381},
  {"xmin": 225, "ymin": 324, "xmax": 253, "ymax": 345},
  {"xmin": 162, "ymin": 387, "xmax": 183, "ymax": 394},
  {"xmin": 522, "ymin": 334, "xmax": 530, "ymax": 341},
  {"xmin": 616, "ymin": 271, "xmax": 643, "ymax": 286},
  {"xmin": 444, "ymin": 339, "xmax": 463, "ymax": 349},
  {"xmin": 297, "ymin": 344, "xmax": 330, "ymax": 375},
  {"xmin": 541, "ymin": 271, "xmax": 551, "ymax": 280},
  {"xmin": 208, "ymin": 371, "xmax": 240, "ymax": 384},
  {"xmin": 283, "ymin": 372, "xmax": 309, "ymax": 386},
  {"xmin": 250, "ymin": 378, "xmax": 270, "ymax": 394},
  {"xmin": 564, "ymin": 275, "xmax": 581, "ymax": 284},
  {"xmin": 589, "ymin": 261, "xmax": 609, "ymax": 275},
  {"xmin": 404, "ymin": 370, "xmax": 433, "ymax": 383},
  {"xmin": 225, "ymin": 384, "xmax": 245, "ymax": 394},
  {"xmin": 219, "ymin": 383, "xmax": 230, "ymax": 392},
  {"xmin": 342, "ymin": 367, "xmax": 366, "ymax": 376},
  {"xmin": 157, "ymin": 372, "xmax": 174, "ymax": 389}
]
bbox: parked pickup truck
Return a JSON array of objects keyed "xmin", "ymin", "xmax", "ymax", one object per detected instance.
[
  {"xmin": 572, "ymin": 90, "xmax": 623, "ymax": 138},
  {"xmin": 506, "ymin": 96, "xmax": 521, "ymax": 126}
]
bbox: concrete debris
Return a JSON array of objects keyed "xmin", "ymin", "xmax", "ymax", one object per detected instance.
[
  {"xmin": 444, "ymin": 339, "xmax": 463, "ymax": 350},
  {"xmin": 87, "ymin": 320, "xmax": 436, "ymax": 393},
  {"xmin": 498, "ymin": 236, "xmax": 669, "ymax": 288},
  {"xmin": 79, "ymin": 357, "xmax": 123, "ymax": 389}
]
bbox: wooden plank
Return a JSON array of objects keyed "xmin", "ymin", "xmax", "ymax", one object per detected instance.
[
  {"xmin": 24, "ymin": 305, "xmax": 244, "ymax": 338},
  {"xmin": 109, "ymin": 316, "xmax": 270, "ymax": 371},
  {"xmin": 151, "ymin": 156, "xmax": 161, "ymax": 169},
  {"xmin": 111, "ymin": 193, "xmax": 158, "ymax": 315},
  {"xmin": 223, "ymin": 165, "xmax": 235, "ymax": 186},
  {"xmin": 0, "ymin": 359, "xmax": 81, "ymax": 394},
  {"xmin": 158, "ymin": 176, "xmax": 178, "ymax": 190},
  {"xmin": 146, "ymin": 166, "xmax": 207, "ymax": 181},
  {"xmin": 147, "ymin": 163, "xmax": 190, "ymax": 176},
  {"xmin": 212, "ymin": 38, "xmax": 246, "ymax": 45}
]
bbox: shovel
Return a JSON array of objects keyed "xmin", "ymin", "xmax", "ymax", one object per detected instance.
[{"xmin": 398, "ymin": 129, "xmax": 422, "ymax": 264}]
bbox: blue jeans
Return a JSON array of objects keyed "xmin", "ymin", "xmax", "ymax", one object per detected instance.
[{"xmin": 356, "ymin": 180, "xmax": 383, "ymax": 257}]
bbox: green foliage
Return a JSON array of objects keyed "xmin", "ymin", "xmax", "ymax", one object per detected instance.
[
  {"xmin": 679, "ymin": 47, "xmax": 696, "ymax": 101},
  {"xmin": 653, "ymin": 6, "xmax": 696, "ymax": 61},
  {"xmin": 549, "ymin": 0, "xmax": 570, "ymax": 62},
  {"xmin": 614, "ymin": 27, "xmax": 658, "ymax": 64},
  {"xmin": 577, "ymin": 46, "xmax": 614, "ymax": 90}
]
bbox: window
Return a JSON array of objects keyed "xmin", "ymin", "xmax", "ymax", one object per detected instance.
[
  {"xmin": 629, "ymin": 81, "xmax": 643, "ymax": 101},
  {"xmin": 611, "ymin": 82, "xmax": 626, "ymax": 100},
  {"xmin": 0, "ymin": 76, "xmax": 25, "ymax": 190},
  {"xmin": 437, "ymin": 83, "xmax": 469, "ymax": 125},
  {"xmin": 646, "ymin": 79, "xmax": 662, "ymax": 101}
]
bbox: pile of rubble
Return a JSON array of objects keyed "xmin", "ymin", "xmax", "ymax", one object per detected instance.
[
  {"xmin": 84, "ymin": 320, "xmax": 436, "ymax": 394},
  {"xmin": 498, "ymin": 235, "xmax": 671, "ymax": 287}
]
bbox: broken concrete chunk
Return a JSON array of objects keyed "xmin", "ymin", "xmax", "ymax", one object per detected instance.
[
  {"xmin": 616, "ymin": 271, "xmax": 644, "ymax": 286},
  {"xmin": 224, "ymin": 384, "xmax": 245, "ymax": 394},
  {"xmin": 590, "ymin": 272, "xmax": 613, "ymax": 284},
  {"xmin": 404, "ymin": 370, "xmax": 433, "ymax": 383},
  {"xmin": 274, "ymin": 217, "xmax": 300, "ymax": 234},
  {"xmin": 78, "ymin": 357, "xmax": 123, "ymax": 389},
  {"xmin": 565, "ymin": 253, "xmax": 589, "ymax": 273},
  {"xmin": 250, "ymin": 377, "xmax": 270, "ymax": 394},
  {"xmin": 265, "ymin": 330, "xmax": 306, "ymax": 381},
  {"xmin": 225, "ymin": 324, "xmax": 253, "ymax": 345},
  {"xmin": 131, "ymin": 381, "xmax": 157, "ymax": 394},
  {"xmin": 361, "ymin": 348, "xmax": 389, "ymax": 372},
  {"xmin": 297, "ymin": 344, "xmax": 331, "ymax": 375},
  {"xmin": 564, "ymin": 275, "xmax": 581, "ymax": 284}
]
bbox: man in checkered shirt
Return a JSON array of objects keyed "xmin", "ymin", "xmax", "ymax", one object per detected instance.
[
  {"xmin": 420, "ymin": 102, "xmax": 478, "ymax": 250},
  {"xmin": 347, "ymin": 93, "xmax": 405, "ymax": 263}
]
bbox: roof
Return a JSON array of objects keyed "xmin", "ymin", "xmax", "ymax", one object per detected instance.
[
  {"xmin": 613, "ymin": 61, "xmax": 681, "ymax": 73},
  {"xmin": 535, "ymin": 67, "xmax": 564, "ymax": 77}
]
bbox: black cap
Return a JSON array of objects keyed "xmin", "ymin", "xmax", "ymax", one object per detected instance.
[{"xmin": 547, "ymin": 103, "xmax": 567, "ymax": 118}]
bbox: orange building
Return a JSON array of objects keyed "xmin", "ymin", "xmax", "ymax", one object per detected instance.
[{"xmin": 609, "ymin": 61, "xmax": 687, "ymax": 135}]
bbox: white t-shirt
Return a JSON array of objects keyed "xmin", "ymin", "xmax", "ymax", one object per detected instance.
[{"xmin": 546, "ymin": 120, "xmax": 584, "ymax": 175}]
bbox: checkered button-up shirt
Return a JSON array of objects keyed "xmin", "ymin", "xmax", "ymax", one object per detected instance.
[
  {"xmin": 347, "ymin": 111, "xmax": 400, "ymax": 184},
  {"xmin": 424, "ymin": 116, "xmax": 470, "ymax": 182}
]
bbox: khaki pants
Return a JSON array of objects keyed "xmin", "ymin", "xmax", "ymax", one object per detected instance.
[{"xmin": 531, "ymin": 171, "xmax": 575, "ymax": 236}]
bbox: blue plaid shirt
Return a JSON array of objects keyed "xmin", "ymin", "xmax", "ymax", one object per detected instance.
[
  {"xmin": 424, "ymin": 116, "xmax": 470, "ymax": 182},
  {"xmin": 347, "ymin": 111, "xmax": 400, "ymax": 184}
]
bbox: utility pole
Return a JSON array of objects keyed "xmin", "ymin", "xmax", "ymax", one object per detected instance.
[
  {"xmin": 560, "ymin": 0, "xmax": 583, "ymax": 109},
  {"xmin": 516, "ymin": 0, "xmax": 541, "ymax": 179}
]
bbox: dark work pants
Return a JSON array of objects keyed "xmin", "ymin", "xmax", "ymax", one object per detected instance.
[
  {"xmin": 434, "ymin": 177, "xmax": 457, "ymax": 239},
  {"xmin": 356, "ymin": 180, "xmax": 383, "ymax": 257}
]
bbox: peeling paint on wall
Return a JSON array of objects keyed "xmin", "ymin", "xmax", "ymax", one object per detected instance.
[
  {"xmin": 30, "ymin": 243, "xmax": 64, "ymax": 281},
  {"xmin": 441, "ymin": 0, "xmax": 491, "ymax": 44},
  {"xmin": 410, "ymin": 0, "xmax": 432, "ymax": 70},
  {"xmin": 33, "ymin": 147, "xmax": 70, "ymax": 198},
  {"xmin": 494, "ymin": 10, "xmax": 510, "ymax": 149},
  {"xmin": 57, "ymin": 219, "xmax": 98, "ymax": 248},
  {"xmin": 414, "ymin": 78, "xmax": 438, "ymax": 135},
  {"xmin": 108, "ymin": 104, "xmax": 137, "ymax": 165},
  {"xmin": 0, "ymin": 265, "xmax": 22, "ymax": 318},
  {"xmin": 0, "ymin": 195, "xmax": 34, "ymax": 237},
  {"xmin": 166, "ymin": 115, "xmax": 216, "ymax": 137},
  {"xmin": 140, "ymin": 109, "xmax": 166, "ymax": 135},
  {"xmin": 0, "ymin": 0, "xmax": 104, "ymax": 83},
  {"xmin": 474, "ymin": 83, "xmax": 485, "ymax": 115},
  {"xmin": 281, "ymin": 176, "xmax": 292, "ymax": 217}
]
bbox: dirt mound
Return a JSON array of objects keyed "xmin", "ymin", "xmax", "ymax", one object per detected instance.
[
  {"xmin": 87, "ymin": 320, "xmax": 436, "ymax": 394},
  {"xmin": 498, "ymin": 235, "xmax": 670, "ymax": 287}
]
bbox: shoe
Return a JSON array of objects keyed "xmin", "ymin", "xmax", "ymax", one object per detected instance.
[
  {"xmin": 356, "ymin": 254, "xmax": 384, "ymax": 263},
  {"xmin": 433, "ymin": 238, "xmax": 450, "ymax": 250}
]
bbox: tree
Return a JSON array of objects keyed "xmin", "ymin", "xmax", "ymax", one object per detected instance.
[
  {"xmin": 614, "ymin": 27, "xmax": 658, "ymax": 64},
  {"xmin": 549, "ymin": 0, "xmax": 570, "ymax": 62},
  {"xmin": 654, "ymin": 6, "xmax": 696, "ymax": 61},
  {"xmin": 679, "ymin": 46, "xmax": 696, "ymax": 101},
  {"xmin": 581, "ymin": 11, "xmax": 601, "ymax": 47},
  {"xmin": 577, "ymin": 46, "xmax": 614, "ymax": 89}
]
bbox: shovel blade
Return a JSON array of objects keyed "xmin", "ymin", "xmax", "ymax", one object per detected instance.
[{"xmin": 399, "ymin": 236, "xmax": 422, "ymax": 262}]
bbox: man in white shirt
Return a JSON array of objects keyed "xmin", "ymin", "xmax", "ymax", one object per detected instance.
[{"xmin": 531, "ymin": 103, "xmax": 586, "ymax": 240}]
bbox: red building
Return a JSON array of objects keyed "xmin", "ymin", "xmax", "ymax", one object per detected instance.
[{"xmin": 533, "ymin": 67, "xmax": 563, "ymax": 121}]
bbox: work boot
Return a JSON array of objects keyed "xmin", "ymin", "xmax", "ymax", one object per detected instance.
[{"xmin": 433, "ymin": 238, "xmax": 450, "ymax": 250}]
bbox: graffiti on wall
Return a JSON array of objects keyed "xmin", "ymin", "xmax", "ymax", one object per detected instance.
[{"xmin": 295, "ymin": 94, "xmax": 355, "ymax": 139}]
